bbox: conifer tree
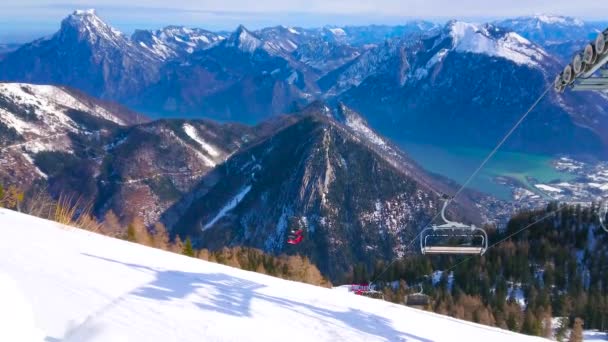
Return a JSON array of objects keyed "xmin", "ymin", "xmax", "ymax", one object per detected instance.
[{"xmin": 183, "ymin": 237, "xmax": 194, "ymax": 257}]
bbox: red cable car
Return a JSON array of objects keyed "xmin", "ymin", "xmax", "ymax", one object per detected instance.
[{"xmin": 287, "ymin": 229, "xmax": 304, "ymax": 245}]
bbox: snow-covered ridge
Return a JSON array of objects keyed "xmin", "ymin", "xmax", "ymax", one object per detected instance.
[
  {"xmin": 532, "ymin": 14, "xmax": 584, "ymax": 27},
  {"xmin": 132, "ymin": 26, "xmax": 224, "ymax": 60},
  {"xmin": 0, "ymin": 82, "xmax": 129, "ymax": 173},
  {"xmin": 0, "ymin": 208, "xmax": 546, "ymax": 341},
  {"xmin": 448, "ymin": 21, "xmax": 546, "ymax": 66},
  {"xmin": 0, "ymin": 83, "xmax": 126, "ymax": 129}
]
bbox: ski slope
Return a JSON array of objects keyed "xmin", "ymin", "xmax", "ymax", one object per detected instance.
[{"xmin": 0, "ymin": 208, "xmax": 546, "ymax": 342}]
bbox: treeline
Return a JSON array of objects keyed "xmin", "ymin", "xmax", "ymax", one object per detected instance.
[
  {"xmin": 347, "ymin": 202, "xmax": 607, "ymax": 340},
  {"xmin": 0, "ymin": 183, "xmax": 331, "ymax": 288}
]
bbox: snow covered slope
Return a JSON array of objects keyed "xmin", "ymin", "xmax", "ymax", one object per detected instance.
[{"xmin": 0, "ymin": 208, "xmax": 544, "ymax": 342}]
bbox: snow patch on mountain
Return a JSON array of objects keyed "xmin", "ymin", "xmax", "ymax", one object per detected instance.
[
  {"xmin": 169, "ymin": 129, "xmax": 216, "ymax": 167},
  {"xmin": 344, "ymin": 113, "xmax": 386, "ymax": 147},
  {"xmin": 203, "ymin": 185, "xmax": 252, "ymax": 230},
  {"xmin": 329, "ymin": 28, "xmax": 346, "ymax": 36},
  {"xmin": 449, "ymin": 21, "xmax": 546, "ymax": 66},
  {"xmin": 414, "ymin": 48, "xmax": 449, "ymax": 80},
  {"xmin": 183, "ymin": 123, "xmax": 221, "ymax": 157}
]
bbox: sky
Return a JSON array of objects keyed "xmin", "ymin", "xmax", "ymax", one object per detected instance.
[{"xmin": 0, "ymin": 0, "xmax": 606, "ymax": 42}]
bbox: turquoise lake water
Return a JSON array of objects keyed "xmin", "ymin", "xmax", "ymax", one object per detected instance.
[{"xmin": 399, "ymin": 142, "xmax": 574, "ymax": 200}]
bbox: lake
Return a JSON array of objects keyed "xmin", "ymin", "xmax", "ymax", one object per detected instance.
[{"xmin": 399, "ymin": 142, "xmax": 574, "ymax": 200}]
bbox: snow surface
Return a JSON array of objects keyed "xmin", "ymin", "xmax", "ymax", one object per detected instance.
[
  {"xmin": 534, "ymin": 184, "xmax": 563, "ymax": 193},
  {"xmin": 584, "ymin": 330, "xmax": 608, "ymax": 341},
  {"xmin": 0, "ymin": 208, "xmax": 546, "ymax": 342},
  {"xmin": 507, "ymin": 285, "xmax": 527, "ymax": 308},
  {"xmin": 0, "ymin": 271, "xmax": 45, "ymax": 342}
]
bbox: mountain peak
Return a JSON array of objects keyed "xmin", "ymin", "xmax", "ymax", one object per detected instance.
[
  {"xmin": 72, "ymin": 9, "xmax": 97, "ymax": 16},
  {"xmin": 61, "ymin": 8, "xmax": 125, "ymax": 44}
]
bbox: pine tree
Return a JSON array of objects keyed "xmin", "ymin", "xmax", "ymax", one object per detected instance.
[
  {"xmin": 183, "ymin": 237, "xmax": 194, "ymax": 257},
  {"xmin": 0, "ymin": 183, "xmax": 4, "ymax": 205},
  {"xmin": 556, "ymin": 317, "xmax": 569, "ymax": 342}
]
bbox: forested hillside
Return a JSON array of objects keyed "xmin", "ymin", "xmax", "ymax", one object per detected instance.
[{"xmin": 359, "ymin": 203, "xmax": 607, "ymax": 338}]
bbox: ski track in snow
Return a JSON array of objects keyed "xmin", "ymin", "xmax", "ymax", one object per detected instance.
[{"xmin": 0, "ymin": 208, "xmax": 547, "ymax": 342}]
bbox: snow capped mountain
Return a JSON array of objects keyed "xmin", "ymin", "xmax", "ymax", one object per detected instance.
[
  {"xmin": 60, "ymin": 9, "xmax": 127, "ymax": 49},
  {"xmin": 331, "ymin": 20, "xmax": 608, "ymax": 157},
  {"xmin": 0, "ymin": 10, "xmax": 162, "ymax": 101},
  {"xmin": 132, "ymin": 26, "xmax": 224, "ymax": 60},
  {"xmin": 0, "ymin": 208, "xmax": 544, "ymax": 342},
  {"xmin": 446, "ymin": 21, "xmax": 547, "ymax": 67}
]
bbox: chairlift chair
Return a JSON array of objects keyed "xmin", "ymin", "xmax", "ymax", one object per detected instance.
[
  {"xmin": 405, "ymin": 284, "xmax": 431, "ymax": 307},
  {"xmin": 420, "ymin": 200, "xmax": 488, "ymax": 255},
  {"xmin": 352, "ymin": 282, "xmax": 384, "ymax": 300}
]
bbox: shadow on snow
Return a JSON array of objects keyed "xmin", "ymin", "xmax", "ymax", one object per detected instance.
[{"xmin": 78, "ymin": 253, "xmax": 434, "ymax": 342}]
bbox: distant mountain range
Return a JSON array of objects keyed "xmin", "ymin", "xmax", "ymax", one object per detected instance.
[{"xmin": 0, "ymin": 10, "xmax": 606, "ymax": 158}]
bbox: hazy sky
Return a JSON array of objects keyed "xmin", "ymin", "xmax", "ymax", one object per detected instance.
[{"xmin": 0, "ymin": 0, "xmax": 606, "ymax": 42}]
